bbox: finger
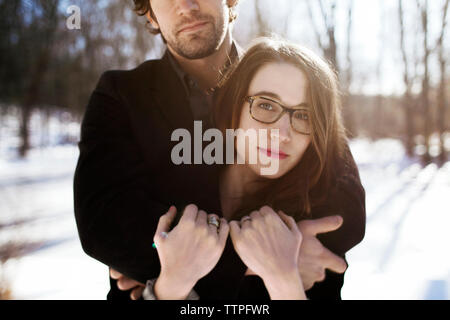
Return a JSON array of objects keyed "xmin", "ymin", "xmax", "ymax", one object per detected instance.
[
  {"xmin": 278, "ymin": 210, "xmax": 299, "ymax": 232},
  {"xmin": 298, "ymin": 215, "xmax": 343, "ymax": 236},
  {"xmin": 249, "ymin": 210, "xmax": 261, "ymax": 221},
  {"xmin": 240, "ymin": 215, "xmax": 252, "ymax": 228},
  {"xmin": 229, "ymin": 220, "xmax": 241, "ymax": 239},
  {"xmin": 259, "ymin": 205, "xmax": 276, "ymax": 217},
  {"xmin": 155, "ymin": 206, "xmax": 177, "ymax": 237},
  {"xmin": 109, "ymin": 268, "xmax": 123, "ymax": 280},
  {"xmin": 130, "ymin": 285, "xmax": 145, "ymax": 300},
  {"xmin": 321, "ymin": 248, "xmax": 348, "ymax": 274},
  {"xmin": 218, "ymin": 218, "xmax": 230, "ymax": 247},
  {"xmin": 117, "ymin": 277, "xmax": 143, "ymax": 291},
  {"xmin": 196, "ymin": 210, "xmax": 208, "ymax": 226},
  {"xmin": 179, "ymin": 203, "xmax": 198, "ymax": 224}
]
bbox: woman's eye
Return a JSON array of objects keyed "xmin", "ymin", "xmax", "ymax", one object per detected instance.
[
  {"xmin": 258, "ymin": 103, "xmax": 274, "ymax": 111},
  {"xmin": 295, "ymin": 112, "xmax": 309, "ymax": 120}
]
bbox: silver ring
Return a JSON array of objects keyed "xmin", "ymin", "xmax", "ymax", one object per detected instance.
[{"xmin": 208, "ymin": 216, "xmax": 220, "ymax": 228}]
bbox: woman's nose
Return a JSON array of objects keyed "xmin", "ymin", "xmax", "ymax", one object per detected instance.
[
  {"xmin": 176, "ymin": 0, "xmax": 200, "ymax": 15},
  {"xmin": 270, "ymin": 114, "xmax": 291, "ymax": 143}
]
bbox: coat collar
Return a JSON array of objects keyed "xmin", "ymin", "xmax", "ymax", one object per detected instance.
[
  {"xmin": 147, "ymin": 41, "xmax": 242, "ymax": 131},
  {"xmin": 149, "ymin": 52, "xmax": 195, "ymax": 132}
]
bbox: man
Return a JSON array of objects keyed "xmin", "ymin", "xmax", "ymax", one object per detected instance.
[{"xmin": 74, "ymin": 0, "xmax": 365, "ymax": 300}]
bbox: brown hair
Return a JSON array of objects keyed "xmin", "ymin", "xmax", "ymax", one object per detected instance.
[
  {"xmin": 132, "ymin": 0, "xmax": 239, "ymax": 35},
  {"xmin": 214, "ymin": 37, "xmax": 349, "ymax": 221}
]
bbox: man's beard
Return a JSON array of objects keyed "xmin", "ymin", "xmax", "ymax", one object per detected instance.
[{"xmin": 164, "ymin": 13, "xmax": 227, "ymax": 60}]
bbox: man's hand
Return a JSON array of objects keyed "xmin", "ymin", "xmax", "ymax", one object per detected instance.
[
  {"xmin": 296, "ymin": 215, "xmax": 348, "ymax": 290},
  {"xmin": 110, "ymin": 268, "xmax": 145, "ymax": 300}
]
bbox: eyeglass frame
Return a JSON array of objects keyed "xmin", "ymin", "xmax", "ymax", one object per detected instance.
[{"xmin": 246, "ymin": 95, "xmax": 312, "ymax": 135}]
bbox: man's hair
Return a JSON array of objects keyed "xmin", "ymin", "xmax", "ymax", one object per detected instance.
[{"xmin": 132, "ymin": 0, "xmax": 238, "ymax": 35}]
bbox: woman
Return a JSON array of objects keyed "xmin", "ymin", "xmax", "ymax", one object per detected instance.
[{"xmin": 129, "ymin": 37, "xmax": 364, "ymax": 300}]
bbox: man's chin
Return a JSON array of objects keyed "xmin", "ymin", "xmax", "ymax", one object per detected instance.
[
  {"xmin": 174, "ymin": 42, "xmax": 218, "ymax": 60},
  {"xmin": 170, "ymin": 31, "xmax": 219, "ymax": 59}
]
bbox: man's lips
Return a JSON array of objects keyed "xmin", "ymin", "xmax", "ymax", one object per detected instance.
[
  {"xmin": 258, "ymin": 147, "xmax": 289, "ymax": 159},
  {"xmin": 178, "ymin": 21, "xmax": 209, "ymax": 34}
]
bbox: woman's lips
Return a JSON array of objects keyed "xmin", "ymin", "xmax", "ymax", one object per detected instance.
[
  {"xmin": 258, "ymin": 147, "xmax": 289, "ymax": 160},
  {"xmin": 178, "ymin": 21, "xmax": 209, "ymax": 34}
]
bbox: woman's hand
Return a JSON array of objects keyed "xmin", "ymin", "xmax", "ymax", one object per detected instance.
[
  {"xmin": 153, "ymin": 204, "xmax": 229, "ymax": 299},
  {"xmin": 229, "ymin": 206, "xmax": 306, "ymax": 299}
]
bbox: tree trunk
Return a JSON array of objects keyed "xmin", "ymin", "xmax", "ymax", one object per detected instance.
[
  {"xmin": 254, "ymin": 0, "xmax": 269, "ymax": 37},
  {"xmin": 404, "ymin": 93, "xmax": 415, "ymax": 157},
  {"xmin": 437, "ymin": 0, "xmax": 449, "ymax": 164},
  {"xmin": 18, "ymin": 0, "xmax": 59, "ymax": 158},
  {"xmin": 19, "ymin": 49, "xmax": 51, "ymax": 157},
  {"xmin": 399, "ymin": 0, "xmax": 415, "ymax": 157},
  {"xmin": 419, "ymin": 0, "xmax": 431, "ymax": 164},
  {"xmin": 342, "ymin": 1, "xmax": 355, "ymax": 137}
]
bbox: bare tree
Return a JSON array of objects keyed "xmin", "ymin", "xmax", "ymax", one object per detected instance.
[
  {"xmin": 373, "ymin": 0, "xmax": 386, "ymax": 139},
  {"xmin": 254, "ymin": 0, "xmax": 270, "ymax": 37},
  {"xmin": 416, "ymin": 0, "xmax": 432, "ymax": 164},
  {"xmin": 436, "ymin": 0, "xmax": 449, "ymax": 163},
  {"xmin": 399, "ymin": 0, "xmax": 416, "ymax": 157},
  {"xmin": 342, "ymin": 0, "xmax": 356, "ymax": 137},
  {"xmin": 306, "ymin": 0, "xmax": 361, "ymax": 136},
  {"xmin": 306, "ymin": 0, "xmax": 338, "ymax": 72},
  {"xmin": 19, "ymin": 0, "xmax": 60, "ymax": 158},
  {"xmin": 344, "ymin": 0, "xmax": 353, "ymax": 92}
]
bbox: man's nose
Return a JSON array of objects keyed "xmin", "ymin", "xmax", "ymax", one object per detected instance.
[
  {"xmin": 176, "ymin": 0, "xmax": 200, "ymax": 15},
  {"xmin": 271, "ymin": 114, "xmax": 291, "ymax": 143}
]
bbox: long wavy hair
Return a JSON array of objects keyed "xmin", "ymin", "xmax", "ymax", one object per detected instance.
[{"xmin": 213, "ymin": 37, "xmax": 349, "ymax": 221}]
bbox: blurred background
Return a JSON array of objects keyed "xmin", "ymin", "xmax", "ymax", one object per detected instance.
[{"xmin": 0, "ymin": 0, "xmax": 449, "ymax": 299}]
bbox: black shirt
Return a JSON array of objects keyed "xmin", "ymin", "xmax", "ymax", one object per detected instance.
[{"xmin": 166, "ymin": 42, "xmax": 240, "ymax": 125}]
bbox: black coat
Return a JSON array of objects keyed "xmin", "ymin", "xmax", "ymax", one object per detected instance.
[{"xmin": 73, "ymin": 51, "xmax": 366, "ymax": 300}]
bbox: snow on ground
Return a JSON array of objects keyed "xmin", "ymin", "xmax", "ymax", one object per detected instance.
[
  {"xmin": 342, "ymin": 139, "xmax": 450, "ymax": 300},
  {"xmin": 0, "ymin": 112, "xmax": 449, "ymax": 299},
  {"xmin": 0, "ymin": 145, "xmax": 110, "ymax": 299},
  {"xmin": 0, "ymin": 111, "xmax": 110, "ymax": 299}
]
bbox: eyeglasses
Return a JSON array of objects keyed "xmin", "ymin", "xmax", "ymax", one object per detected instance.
[{"xmin": 246, "ymin": 95, "xmax": 311, "ymax": 135}]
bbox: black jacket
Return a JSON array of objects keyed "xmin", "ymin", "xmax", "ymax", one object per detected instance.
[{"xmin": 73, "ymin": 51, "xmax": 366, "ymax": 300}]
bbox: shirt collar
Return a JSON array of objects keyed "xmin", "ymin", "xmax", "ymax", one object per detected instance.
[{"xmin": 167, "ymin": 41, "xmax": 241, "ymax": 96}]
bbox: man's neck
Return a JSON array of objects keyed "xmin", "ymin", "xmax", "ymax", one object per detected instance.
[{"xmin": 168, "ymin": 31, "xmax": 233, "ymax": 91}]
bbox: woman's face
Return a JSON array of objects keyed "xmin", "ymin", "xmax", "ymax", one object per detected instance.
[{"xmin": 236, "ymin": 62, "xmax": 312, "ymax": 179}]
